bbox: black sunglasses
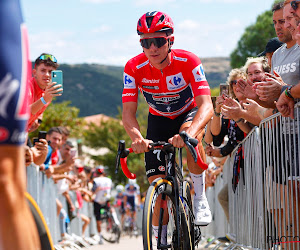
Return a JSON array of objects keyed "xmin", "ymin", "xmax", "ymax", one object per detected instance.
[
  {"xmin": 230, "ymin": 80, "xmax": 237, "ymax": 85},
  {"xmin": 140, "ymin": 37, "xmax": 168, "ymax": 49},
  {"xmin": 291, "ymin": 1, "xmax": 300, "ymax": 11}
]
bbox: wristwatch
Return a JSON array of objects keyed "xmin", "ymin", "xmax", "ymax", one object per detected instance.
[{"xmin": 285, "ymin": 86, "xmax": 294, "ymax": 99}]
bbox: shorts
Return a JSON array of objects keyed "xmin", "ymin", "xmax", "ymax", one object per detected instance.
[
  {"xmin": 126, "ymin": 196, "xmax": 136, "ymax": 212},
  {"xmin": 0, "ymin": 0, "xmax": 30, "ymax": 145},
  {"xmin": 145, "ymin": 107, "xmax": 198, "ymax": 178},
  {"xmin": 93, "ymin": 201, "xmax": 109, "ymax": 221}
]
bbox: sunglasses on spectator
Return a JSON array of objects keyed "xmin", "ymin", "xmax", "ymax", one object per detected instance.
[
  {"xmin": 291, "ymin": 0, "xmax": 300, "ymax": 11},
  {"xmin": 230, "ymin": 80, "xmax": 237, "ymax": 85},
  {"xmin": 38, "ymin": 54, "xmax": 57, "ymax": 63},
  {"xmin": 140, "ymin": 36, "xmax": 169, "ymax": 49}
]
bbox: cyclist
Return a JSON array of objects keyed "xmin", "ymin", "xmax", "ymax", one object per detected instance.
[
  {"xmin": 122, "ymin": 11, "xmax": 214, "ymax": 241},
  {"xmin": 114, "ymin": 184, "xmax": 126, "ymax": 227},
  {"xmin": 124, "ymin": 179, "xmax": 141, "ymax": 233},
  {"xmin": 92, "ymin": 165, "xmax": 112, "ymax": 245},
  {"xmin": 0, "ymin": 0, "xmax": 40, "ymax": 249}
]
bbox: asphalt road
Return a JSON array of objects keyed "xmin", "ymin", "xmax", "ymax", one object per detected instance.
[{"xmin": 88, "ymin": 235, "xmax": 143, "ymax": 250}]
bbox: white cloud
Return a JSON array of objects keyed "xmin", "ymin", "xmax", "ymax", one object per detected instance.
[
  {"xmin": 133, "ymin": 0, "xmax": 175, "ymax": 6},
  {"xmin": 91, "ymin": 25, "xmax": 112, "ymax": 33},
  {"xmin": 81, "ymin": 0, "xmax": 120, "ymax": 3}
]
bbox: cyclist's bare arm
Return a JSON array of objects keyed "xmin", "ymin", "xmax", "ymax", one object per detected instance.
[
  {"xmin": 169, "ymin": 95, "xmax": 213, "ymax": 147},
  {"xmin": 186, "ymin": 95, "xmax": 213, "ymax": 137},
  {"xmin": 122, "ymin": 102, "xmax": 152, "ymax": 153}
]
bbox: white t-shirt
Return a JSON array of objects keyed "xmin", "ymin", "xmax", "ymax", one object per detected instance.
[{"xmin": 92, "ymin": 176, "xmax": 112, "ymax": 204}]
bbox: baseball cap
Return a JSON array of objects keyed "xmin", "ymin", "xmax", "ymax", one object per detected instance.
[{"xmin": 258, "ymin": 37, "xmax": 284, "ymax": 56}]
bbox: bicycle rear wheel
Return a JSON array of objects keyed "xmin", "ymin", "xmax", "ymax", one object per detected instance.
[
  {"xmin": 142, "ymin": 178, "xmax": 192, "ymax": 250},
  {"xmin": 25, "ymin": 192, "xmax": 54, "ymax": 250},
  {"xmin": 101, "ymin": 214, "xmax": 121, "ymax": 243}
]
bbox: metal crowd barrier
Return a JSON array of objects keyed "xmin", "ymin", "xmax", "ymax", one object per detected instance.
[{"xmin": 203, "ymin": 103, "xmax": 300, "ymax": 250}]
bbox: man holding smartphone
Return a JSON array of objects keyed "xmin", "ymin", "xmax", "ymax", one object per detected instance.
[{"xmin": 27, "ymin": 53, "xmax": 62, "ymax": 132}]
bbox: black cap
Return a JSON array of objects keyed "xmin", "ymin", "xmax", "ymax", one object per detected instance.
[{"xmin": 258, "ymin": 37, "xmax": 284, "ymax": 56}]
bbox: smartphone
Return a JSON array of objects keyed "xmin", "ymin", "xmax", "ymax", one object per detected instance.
[
  {"xmin": 38, "ymin": 131, "xmax": 47, "ymax": 140},
  {"xmin": 51, "ymin": 70, "xmax": 63, "ymax": 94},
  {"xmin": 219, "ymin": 83, "xmax": 229, "ymax": 96},
  {"xmin": 32, "ymin": 137, "xmax": 39, "ymax": 145},
  {"xmin": 70, "ymin": 149, "xmax": 77, "ymax": 158}
]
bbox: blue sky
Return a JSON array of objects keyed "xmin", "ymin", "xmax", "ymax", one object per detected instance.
[{"xmin": 21, "ymin": 0, "xmax": 275, "ymax": 66}]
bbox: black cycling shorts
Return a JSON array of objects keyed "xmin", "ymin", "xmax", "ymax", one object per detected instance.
[
  {"xmin": 145, "ymin": 107, "xmax": 198, "ymax": 178},
  {"xmin": 93, "ymin": 201, "xmax": 108, "ymax": 221}
]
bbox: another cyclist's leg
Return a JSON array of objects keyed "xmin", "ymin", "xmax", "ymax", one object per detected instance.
[
  {"xmin": 0, "ymin": 1, "xmax": 40, "ymax": 249},
  {"xmin": 180, "ymin": 124, "xmax": 212, "ymax": 226},
  {"xmin": 93, "ymin": 201, "xmax": 104, "ymax": 244}
]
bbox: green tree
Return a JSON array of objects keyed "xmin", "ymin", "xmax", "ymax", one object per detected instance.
[
  {"xmin": 230, "ymin": 2, "xmax": 277, "ymax": 68},
  {"xmin": 29, "ymin": 101, "xmax": 84, "ymax": 139}
]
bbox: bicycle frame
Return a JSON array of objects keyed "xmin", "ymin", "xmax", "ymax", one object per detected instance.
[{"xmin": 115, "ymin": 131, "xmax": 207, "ymax": 249}]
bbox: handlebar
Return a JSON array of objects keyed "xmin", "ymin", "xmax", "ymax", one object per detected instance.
[{"xmin": 115, "ymin": 133, "xmax": 208, "ymax": 179}]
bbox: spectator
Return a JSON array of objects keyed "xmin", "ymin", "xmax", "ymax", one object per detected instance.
[
  {"xmin": 27, "ymin": 53, "xmax": 62, "ymax": 132},
  {"xmin": 254, "ymin": 1, "xmax": 300, "ymax": 104},
  {"xmin": 0, "ymin": 0, "xmax": 40, "ymax": 248},
  {"xmin": 258, "ymin": 37, "xmax": 284, "ymax": 68},
  {"xmin": 114, "ymin": 185, "xmax": 126, "ymax": 228}
]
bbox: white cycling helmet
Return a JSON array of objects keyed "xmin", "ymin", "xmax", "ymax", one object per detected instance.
[
  {"xmin": 128, "ymin": 179, "xmax": 136, "ymax": 185},
  {"xmin": 116, "ymin": 184, "xmax": 124, "ymax": 192}
]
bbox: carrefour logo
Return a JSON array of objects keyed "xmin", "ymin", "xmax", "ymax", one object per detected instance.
[
  {"xmin": 123, "ymin": 73, "xmax": 136, "ymax": 89},
  {"xmin": 192, "ymin": 64, "xmax": 206, "ymax": 82},
  {"xmin": 166, "ymin": 72, "xmax": 186, "ymax": 90}
]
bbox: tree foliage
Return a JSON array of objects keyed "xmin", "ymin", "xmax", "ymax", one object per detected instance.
[
  {"xmin": 29, "ymin": 100, "xmax": 84, "ymax": 139},
  {"xmin": 230, "ymin": 6, "xmax": 276, "ymax": 68}
]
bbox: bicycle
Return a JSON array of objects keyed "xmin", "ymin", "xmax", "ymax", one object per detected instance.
[
  {"xmin": 25, "ymin": 192, "xmax": 54, "ymax": 250},
  {"xmin": 99, "ymin": 201, "xmax": 121, "ymax": 243},
  {"xmin": 115, "ymin": 131, "xmax": 207, "ymax": 250}
]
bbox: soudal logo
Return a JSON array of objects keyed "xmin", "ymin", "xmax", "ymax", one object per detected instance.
[
  {"xmin": 142, "ymin": 78, "xmax": 160, "ymax": 84},
  {"xmin": 0, "ymin": 127, "xmax": 9, "ymax": 142},
  {"xmin": 153, "ymin": 94, "xmax": 180, "ymax": 103},
  {"xmin": 192, "ymin": 64, "xmax": 207, "ymax": 82},
  {"xmin": 122, "ymin": 93, "xmax": 136, "ymax": 97},
  {"xmin": 158, "ymin": 166, "xmax": 165, "ymax": 172},
  {"xmin": 123, "ymin": 73, "xmax": 136, "ymax": 89},
  {"xmin": 166, "ymin": 72, "xmax": 186, "ymax": 90}
]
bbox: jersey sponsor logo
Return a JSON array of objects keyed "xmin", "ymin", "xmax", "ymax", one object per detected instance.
[
  {"xmin": 158, "ymin": 165, "xmax": 165, "ymax": 172},
  {"xmin": 123, "ymin": 73, "xmax": 136, "ymax": 89},
  {"xmin": 122, "ymin": 93, "xmax": 136, "ymax": 97},
  {"xmin": 141, "ymin": 78, "xmax": 160, "ymax": 84},
  {"xmin": 0, "ymin": 127, "xmax": 9, "ymax": 142},
  {"xmin": 0, "ymin": 74, "xmax": 20, "ymax": 120},
  {"xmin": 166, "ymin": 72, "xmax": 186, "ymax": 90},
  {"xmin": 274, "ymin": 63, "xmax": 297, "ymax": 74},
  {"xmin": 142, "ymin": 85, "xmax": 159, "ymax": 90},
  {"xmin": 192, "ymin": 64, "xmax": 206, "ymax": 82},
  {"xmin": 153, "ymin": 94, "xmax": 180, "ymax": 104},
  {"xmin": 146, "ymin": 169, "xmax": 155, "ymax": 175},
  {"xmin": 173, "ymin": 56, "xmax": 187, "ymax": 62},
  {"xmin": 198, "ymin": 85, "xmax": 210, "ymax": 90}
]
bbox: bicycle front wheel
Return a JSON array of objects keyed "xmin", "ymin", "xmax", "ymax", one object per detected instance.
[
  {"xmin": 101, "ymin": 214, "xmax": 121, "ymax": 243},
  {"xmin": 142, "ymin": 178, "xmax": 192, "ymax": 250}
]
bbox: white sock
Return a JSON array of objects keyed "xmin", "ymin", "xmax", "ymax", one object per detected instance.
[
  {"xmin": 190, "ymin": 172, "xmax": 205, "ymax": 199},
  {"xmin": 152, "ymin": 225, "xmax": 167, "ymax": 244}
]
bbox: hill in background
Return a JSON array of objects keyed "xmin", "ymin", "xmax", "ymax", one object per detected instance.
[{"xmin": 50, "ymin": 57, "xmax": 231, "ymax": 117}]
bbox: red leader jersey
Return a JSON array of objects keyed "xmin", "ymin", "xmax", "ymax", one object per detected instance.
[{"xmin": 122, "ymin": 49, "xmax": 211, "ymax": 119}]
